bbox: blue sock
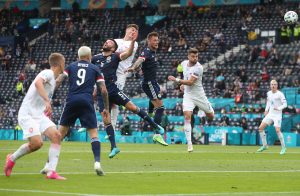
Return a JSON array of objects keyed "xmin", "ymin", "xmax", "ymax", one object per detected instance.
[
  {"xmin": 105, "ymin": 124, "xmax": 116, "ymax": 150},
  {"xmin": 154, "ymin": 106, "xmax": 164, "ymax": 125},
  {"xmin": 135, "ymin": 108, "xmax": 160, "ymax": 134},
  {"xmin": 91, "ymin": 137, "xmax": 100, "ymax": 162}
]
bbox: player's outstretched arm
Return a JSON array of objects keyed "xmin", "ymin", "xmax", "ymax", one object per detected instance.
[
  {"xmin": 97, "ymin": 80, "xmax": 109, "ymax": 110},
  {"xmin": 55, "ymin": 73, "xmax": 68, "ymax": 90},
  {"xmin": 35, "ymin": 77, "xmax": 52, "ymax": 116},
  {"xmin": 168, "ymin": 75, "xmax": 197, "ymax": 86},
  {"xmin": 126, "ymin": 57, "xmax": 144, "ymax": 72}
]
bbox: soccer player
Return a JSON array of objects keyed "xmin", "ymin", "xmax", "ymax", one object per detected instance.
[
  {"xmin": 110, "ymin": 24, "xmax": 139, "ymax": 129},
  {"xmin": 257, "ymin": 80, "xmax": 287, "ymax": 155},
  {"xmin": 42, "ymin": 46, "xmax": 110, "ymax": 176},
  {"xmin": 127, "ymin": 32, "xmax": 165, "ymax": 131},
  {"xmin": 4, "ymin": 53, "xmax": 66, "ymax": 180},
  {"xmin": 92, "ymin": 38, "xmax": 168, "ymax": 147},
  {"xmin": 168, "ymin": 48, "xmax": 214, "ymax": 152}
]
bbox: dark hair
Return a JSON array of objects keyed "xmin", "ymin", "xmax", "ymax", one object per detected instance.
[
  {"xmin": 126, "ymin": 24, "xmax": 139, "ymax": 30},
  {"xmin": 188, "ymin": 48, "xmax": 198, "ymax": 55},
  {"xmin": 107, "ymin": 38, "xmax": 118, "ymax": 52},
  {"xmin": 147, "ymin": 32, "xmax": 159, "ymax": 40}
]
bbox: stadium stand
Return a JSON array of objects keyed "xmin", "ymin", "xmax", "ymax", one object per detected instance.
[{"xmin": 0, "ymin": 1, "xmax": 299, "ymax": 145}]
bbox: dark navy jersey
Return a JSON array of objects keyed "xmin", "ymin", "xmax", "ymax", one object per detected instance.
[
  {"xmin": 91, "ymin": 52, "xmax": 121, "ymax": 93},
  {"xmin": 64, "ymin": 60, "xmax": 104, "ymax": 99},
  {"xmin": 139, "ymin": 47, "xmax": 158, "ymax": 81}
]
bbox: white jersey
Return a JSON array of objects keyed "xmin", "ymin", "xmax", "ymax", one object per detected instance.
[
  {"xmin": 19, "ymin": 69, "xmax": 55, "ymax": 118},
  {"xmin": 115, "ymin": 38, "xmax": 138, "ymax": 75},
  {"xmin": 265, "ymin": 90, "xmax": 287, "ymax": 116},
  {"xmin": 182, "ymin": 60, "xmax": 205, "ymax": 95}
]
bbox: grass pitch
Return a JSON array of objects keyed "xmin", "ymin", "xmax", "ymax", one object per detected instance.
[{"xmin": 0, "ymin": 140, "xmax": 300, "ymax": 196}]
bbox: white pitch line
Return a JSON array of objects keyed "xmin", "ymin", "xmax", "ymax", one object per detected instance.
[
  {"xmin": 1, "ymin": 170, "xmax": 300, "ymax": 176},
  {"xmin": 0, "ymin": 188, "xmax": 299, "ymax": 196},
  {"xmin": 1, "ymin": 149, "xmax": 300, "ymax": 154}
]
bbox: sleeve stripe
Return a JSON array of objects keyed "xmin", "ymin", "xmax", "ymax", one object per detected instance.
[
  {"xmin": 63, "ymin": 70, "xmax": 68, "ymax": 76},
  {"xmin": 97, "ymin": 79, "xmax": 105, "ymax": 82}
]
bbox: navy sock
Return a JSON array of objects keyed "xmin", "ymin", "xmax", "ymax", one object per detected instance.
[
  {"xmin": 105, "ymin": 124, "xmax": 116, "ymax": 150},
  {"xmin": 135, "ymin": 108, "xmax": 159, "ymax": 133},
  {"xmin": 91, "ymin": 137, "xmax": 100, "ymax": 162},
  {"xmin": 154, "ymin": 106, "xmax": 164, "ymax": 125},
  {"xmin": 148, "ymin": 101, "xmax": 154, "ymax": 115}
]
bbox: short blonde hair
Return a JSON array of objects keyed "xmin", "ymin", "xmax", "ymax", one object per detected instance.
[
  {"xmin": 78, "ymin": 46, "xmax": 91, "ymax": 58},
  {"xmin": 48, "ymin": 53, "xmax": 64, "ymax": 67}
]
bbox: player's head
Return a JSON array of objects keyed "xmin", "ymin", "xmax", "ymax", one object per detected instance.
[
  {"xmin": 147, "ymin": 32, "xmax": 159, "ymax": 50},
  {"xmin": 125, "ymin": 24, "xmax": 139, "ymax": 40},
  {"xmin": 270, "ymin": 80, "xmax": 278, "ymax": 91},
  {"xmin": 78, "ymin": 46, "xmax": 92, "ymax": 62},
  {"xmin": 49, "ymin": 53, "xmax": 65, "ymax": 73},
  {"xmin": 188, "ymin": 48, "xmax": 199, "ymax": 65},
  {"xmin": 102, "ymin": 39, "xmax": 118, "ymax": 52}
]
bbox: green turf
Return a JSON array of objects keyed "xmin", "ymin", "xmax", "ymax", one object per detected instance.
[{"xmin": 0, "ymin": 141, "xmax": 300, "ymax": 195}]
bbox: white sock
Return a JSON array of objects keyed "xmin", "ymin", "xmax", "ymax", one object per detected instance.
[
  {"xmin": 44, "ymin": 161, "xmax": 49, "ymax": 170},
  {"xmin": 110, "ymin": 106, "xmax": 119, "ymax": 130},
  {"xmin": 48, "ymin": 143, "xmax": 61, "ymax": 171},
  {"xmin": 184, "ymin": 120, "xmax": 192, "ymax": 145},
  {"xmin": 277, "ymin": 132, "xmax": 286, "ymax": 148},
  {"xmin": 259, "ymin": 131, "xmax": 267, "ymax": 147},
  {"xmin": 11, "ymin": 143, "xmax": 30, "ymax": 162}
]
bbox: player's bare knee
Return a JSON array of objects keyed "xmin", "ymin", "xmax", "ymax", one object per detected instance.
[
  {"xmin": 206, "ymin": 113, "xmax": 214, "ymax": 121},
  {"xmin": 52, "ymin": 131, "xmax": 62, "ymax": 144},
  {"xmin": 29, "ymin": 141, "xmax": 43, "ymax": 151}
]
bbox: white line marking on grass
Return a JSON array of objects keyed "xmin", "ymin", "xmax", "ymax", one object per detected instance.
[
  {"xmin": 1, "ymin": 170, "xmax": 300, "ymax": 176},
  {"xmin": 0, "ymin": 188, "xmax": 300, "ymax": 196},
  {"xmin": 1, "ymin": 149, "xmax": 300, "ymax": 154}
]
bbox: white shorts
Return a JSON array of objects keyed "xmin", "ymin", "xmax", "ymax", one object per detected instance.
[
  {"xmin": 115, "ymin": 72, "xmax": 128, "ymax": 91},
  {"xmin": 262, "ymin": 114, "xmax": 282, "ymax": 128},
  {"xmin": 18, "ymin": 114, "xmax": 56, "ymax": 139},
  {"xmin": 183, "ymin": 94, "xmax": 214, "ymax": 114}
]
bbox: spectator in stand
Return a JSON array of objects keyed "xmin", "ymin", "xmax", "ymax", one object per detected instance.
[
  {"xmin": 175, "ymin": 102, "xmax": 183, "ymax": 116},
  {"xmin": 177, "ymin": 62, "xmax": 183, "ymax": 79},
  {"xmin": 261, "ymin": 66, "xmax": 270, "ymax": 82},
  {"xmin": 292, "ymin": 79, "xmax": 299, "ymax": 87},
  {"xmin": 240, "ymin": 71, "xmax": 248, "ymax": 83},
  {"xmin": 16, "ymin": 79, "xmax": 24, "ymax": 97},
  {"xmin": 177, "ymin": 34, "xmax": 187, "ymax": 49},
  {"xmin": 219, "ymin": 115, "xmax": 230, "ymax": 126},
  {"xmin": 240, "ymin": 117, "xmax": 248, "ymax": 131}
]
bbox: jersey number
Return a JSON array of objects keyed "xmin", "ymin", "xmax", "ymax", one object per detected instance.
[{"xmin": 76, "ymin": 69, "xmax": 86, "ymax": 86}]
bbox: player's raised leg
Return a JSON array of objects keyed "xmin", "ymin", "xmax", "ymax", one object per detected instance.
[
  {"xmin": 124, "ymin": 100, "xmax": 168, "ymax": 146},
  {"xmin": 4, "ymin": 134, "xmax": 42, "ymax": 177}
]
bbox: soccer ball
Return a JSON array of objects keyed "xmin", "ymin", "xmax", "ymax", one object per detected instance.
[{"xmin": 284, "ymin": 11, "xmax": 298, "ymax": 24}]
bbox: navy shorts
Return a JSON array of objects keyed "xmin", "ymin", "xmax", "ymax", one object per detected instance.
[
  {"xmin": 98, "ymin": 90, "xmax": 130, "ymax": 112},
  {"xmin": 142, "ymin": 80, "xmax": 162, "ymax": 100},
  {"xmin": 59, "ymin": 95, "xmax": 97, "ymax": 129}
]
